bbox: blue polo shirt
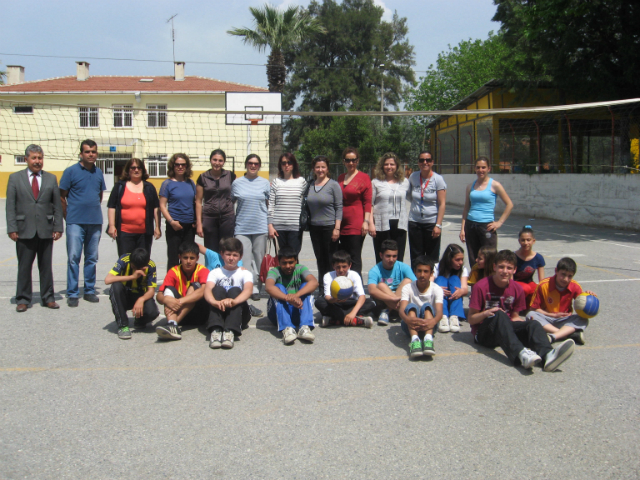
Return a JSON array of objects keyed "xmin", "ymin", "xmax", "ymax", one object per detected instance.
[
  {"xmin": 59, "ymin": 161, "xmax": 106, "ymax": 225},
  {"xmin": 368, "ymin": 260, "xmax": 417, "ymax": 291}
]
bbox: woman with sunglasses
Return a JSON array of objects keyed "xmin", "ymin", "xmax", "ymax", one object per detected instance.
[
  {"xmin": 407, "ymin": 151, "xmax": 447, "ymax": 267},
  {"xmin": 369, "ymin": 152, "xmax": 410, "ymax": 262},
  {"xmin": 232, "ymin": 154, "xmax": 271, "ymax": 301},
  {"xmin": 107, "ymin": 158, "xmax": 161, "ymax": 256},
  {"xmin": 159, "ymin": 153, "xmax": 197, "ymax": 269},
  {"xmin": 268, "ymin": 153, "xmax": 307, "ymax": 254},
  {"xmin": 337, "ymin": 147, "xmax": 372, "ymax": 276},
  {"xmin": 195, "ymin": 149, "xmax": 236, "ymax": 252}
]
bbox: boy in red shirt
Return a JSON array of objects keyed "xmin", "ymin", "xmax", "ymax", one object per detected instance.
[
  {"xmin": 155, "ymin": 241, "xmax": 210, "ymax": 341},
  {"xmin": 468, "ymin": 250, "xmax": 575, "ymax": 372},
  {"xmin": 526, "ymin": 257, "xmax": 597, "ymax": 345}
]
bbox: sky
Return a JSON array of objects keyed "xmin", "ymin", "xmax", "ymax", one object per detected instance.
[{"xmin": 1, "ymin": 0, "xmax": 499, "ymax": 93}]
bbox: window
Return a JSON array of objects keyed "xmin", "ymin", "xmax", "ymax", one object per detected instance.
[
  {"xmin": 113, "ymin": 105, "xmax": 133, "ymax": 128},
  {"xmin": 147, "ymin": 104, "xmax": 167, "ymax": 127},
  {"xmin": 147, "ymin": 155, "xmax": 168, "ymax": 178},
  {"xmin": 79, "ymin": 106, "xmax": 99, "ymax": 128},
  {"xmin": 13, "ymin": 105, "xmax": 33, "ymax": 114},
  {"xmin": 15, "ymin": 155, "xmax": 26, "ymax": 165}
]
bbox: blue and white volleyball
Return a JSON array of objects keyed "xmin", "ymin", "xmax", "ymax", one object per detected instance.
[
  {"xmin": 574, "ymin": 293, "xmax": 599, "ymax": 319},
  {"xmin": 330, "ymin": 276, "xmax": 354, "ymax": 300}
]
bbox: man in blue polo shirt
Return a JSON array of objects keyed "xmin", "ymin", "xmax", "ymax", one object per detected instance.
[{"xmin": 60, "ymin": 139, "xmax": 106, "ymax": 307}]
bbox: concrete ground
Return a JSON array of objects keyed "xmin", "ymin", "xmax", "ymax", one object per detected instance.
[{"xmin": 1, "ymin": 200, "xmax": 639, "ymax": 479}]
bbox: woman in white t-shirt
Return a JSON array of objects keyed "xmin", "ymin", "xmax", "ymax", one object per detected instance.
[{"xmin": 433, "ymin": 244, "xmax": 469, "ymax": 334}]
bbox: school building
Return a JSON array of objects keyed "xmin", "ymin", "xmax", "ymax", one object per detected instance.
[{"xmin": 0, "ymin": 61, "xmax": 271, "ymax": 196}]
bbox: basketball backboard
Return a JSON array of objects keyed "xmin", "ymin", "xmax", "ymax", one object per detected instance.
[{"xmin": 225, "ymin": 92, "xmax": 282, "ymax": 125}]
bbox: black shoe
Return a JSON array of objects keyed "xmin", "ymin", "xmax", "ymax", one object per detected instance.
[
  {"xmin": 67, "ymin": 297, "xmax": 79, "ymax": 307},
  {"xmin": 249, "ymin": 304, "xmax": 263, "ymax": 317},
  {"xmin": 251, "ymin": 293, "xmax": 261, "ymax": 301},
  {"xmin": 83, "ymin": 294, "xmax": 100, "ymax": 303},
  {"xmin": 133, "ymin": 317, "xmax": 148, "ymax": 330}
]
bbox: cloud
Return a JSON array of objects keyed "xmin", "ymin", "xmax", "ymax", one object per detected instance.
[{"xmin": 373, "ymin": 0, "xmax": 393, "ymax": 21}]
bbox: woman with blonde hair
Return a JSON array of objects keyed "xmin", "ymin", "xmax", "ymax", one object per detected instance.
[{"xmin": 368, "ymin": 152, "xmax": 410, "ymax": 262}]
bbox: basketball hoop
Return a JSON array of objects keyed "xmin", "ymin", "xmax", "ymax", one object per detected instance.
[{"xmin": 249, "ymin": 119, "xmax": 262, "ymax": 126}]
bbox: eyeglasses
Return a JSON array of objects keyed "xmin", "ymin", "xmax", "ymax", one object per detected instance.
[
  {"xmin": 418, "ymin": 157, "xmax": 433, "ymax": 163},
  {"xmin": 130, "ymin": 166, "xmax": 142, "ymax": 171},
  {"xmin": 247, "ymin": 162, "xmax": 260, "ymax": 167},
  {"xmin": 280, "ymin": 161, "xmax": 292, "ymax": 166},
  {"xmin": 174, "ymin": 163, "xmax": 187, "ymax": 168},
  {"xmin": 343, "ymin": 158, "xmax": 359, "ymax": 163}
]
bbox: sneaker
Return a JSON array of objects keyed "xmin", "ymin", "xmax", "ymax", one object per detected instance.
[
  {"xmin": 571, "ymin": 330, "xmax": 586, "ymax": 345},
  {"xmin": 221, "ymin": 330, "xmax": 235, "ymax": 349},
  {"xmin": 357, "ymin": 316, "xmax": 374, "ymax": 328},
  {"xmin": 518, "ymin": 348, "xmax": 542, "ymax": 369},
  {"xmin": 67, "ymin": 297, "xmax": 79, "ymax": 308},
  {"xmin": 297, "ymin": 325, "xmax": 315, "ymax": 342},
  {"xmin": 156, "ymin": 323, "xmax": 182, "ymax": 341},
  {"xmin": 83, "ymin": 293, "xmax": 100, "ymax": 303},
  {"xmin": 209, "ymin": 329, "xmax": 223, "ymax": 349},
  {"xmin": 547, "ymin": 334, "xmax": 555, "ymax": 344},
  {"xmin": 449, "ymin": 315, "xmax": 460, "ymax": 333},
  {"xmin": 378, "ymin": 309, "xmax": 390, "ymax": 326},
  {"xmin": 133, "ymin": 317, "xmax": 147, "ymax": 330},
  {"xmin": 283, "ymin": 327, "xmax": 297, "ymax": 345},
  {"xmin": 118, "ymin": 326, "xmax": 131, "ymax": 340},
  {"xmin": 248, "ymin": 304, "xmax": 263, "ymax": 317},
  {"xmin": 438, "ymin": 315, "xmax": 450, "ymax": 333},
  {"xmin": 543, "ymin": 339, "xmax": 575, "ymax": 372},
  {"xmin": 320, "ymin": 316, "xmax": 332, "ymax": 328},
  {"xmin": 409, "ymin": 340, "xmax": 423, "ymax": 358},
  {"xmin": 422, "ymin": 338, "xmax": 436, "ymax": 356}
]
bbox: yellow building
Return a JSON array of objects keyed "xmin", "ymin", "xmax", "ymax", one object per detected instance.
[
  {"xmin": 0, "ymin": 61, "xmax": 271, "ymax": 196},
  {"xmin": 428, "ymin": 80, "xmax": 639, "ymax": 175}
]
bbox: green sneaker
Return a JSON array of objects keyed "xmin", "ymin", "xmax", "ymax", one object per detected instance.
[
  {"xmin": 409, "ymin": 340, "xmax": 423, "ymax": 358},
  {"xmin": 118, "ymin": 326, "xmax": 131, "ymax": 340},
  {"xmin": 422, "ymin": 338, "xmax": 435, "ymax": 356}
]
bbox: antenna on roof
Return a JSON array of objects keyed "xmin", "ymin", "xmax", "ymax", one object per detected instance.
[{"xmin": 166, "ymin": 14, "xmax": 178, "ymax": 66}]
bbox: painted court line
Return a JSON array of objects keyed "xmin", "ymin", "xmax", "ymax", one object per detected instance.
[{"xmin": 1, "ymin": 343, "xmax": 638, "ymax": 374}]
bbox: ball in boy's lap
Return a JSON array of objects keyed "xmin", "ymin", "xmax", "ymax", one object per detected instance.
[
  {"xmin": 330, "ymin": 277, "xmax": 354, "ymax": 300},
  {"xmin": 574, "ymin": 293, "xmax": 599, "ymax": 319}
]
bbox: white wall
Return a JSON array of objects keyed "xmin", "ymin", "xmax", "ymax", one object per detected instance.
[{"xmin": 443, "ymin": 174, "xmax": 640, "ymax": 231}]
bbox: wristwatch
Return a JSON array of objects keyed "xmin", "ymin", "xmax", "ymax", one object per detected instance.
[{"xmin": 435, "ymin": 224, "xmax": 442, "ymax": 228}]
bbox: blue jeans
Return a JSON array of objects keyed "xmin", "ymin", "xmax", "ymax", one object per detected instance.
[
  {"xmin": 267, "ymin": 283, "xmax": 314, "ymax": 331},
  {"xmin": 66, "ymin": 224, "xmax": 102, "ymax": 297},
  {"xmin": 435, "ymin": 275, "xmax": 466, "ymax": 318},
  {"xmin": 401, "ymin": 302, "xmax": 434, "ymax": 336}
]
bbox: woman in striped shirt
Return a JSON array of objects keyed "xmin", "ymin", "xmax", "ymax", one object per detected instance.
[{"xmin": 267, "ymin": 153, "xmax": 308, "ymax": 255}]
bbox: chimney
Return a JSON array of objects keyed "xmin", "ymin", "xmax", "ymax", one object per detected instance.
[
  {"xmin": 76, "ymin": 61, "xmax": 90, "ymax": 81},
  {"xmin": 6, "ymin": 65, "xmax": 25, "ymax": 85},
  {"xmin": 174, "ymin": 62, "xmax": 185, "ymax": 81}
]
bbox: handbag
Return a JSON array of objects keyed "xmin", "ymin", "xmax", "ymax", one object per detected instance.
[
  {"xmin": 299, "ymin": 179, "xmax": 312, "ymax": 232},
  {"xmin": 259, "ymin": 237, "xmax": 280, "ymax": 284}
]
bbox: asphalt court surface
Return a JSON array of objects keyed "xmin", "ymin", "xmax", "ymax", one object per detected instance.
[{"xmin": 1, "ymin": 200, "xmax": 639, "ymax": 479}]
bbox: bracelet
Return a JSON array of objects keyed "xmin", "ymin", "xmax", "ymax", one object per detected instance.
[{"xmin": 363, "ymin": 220, "xmax": 369, "ymax": 224}]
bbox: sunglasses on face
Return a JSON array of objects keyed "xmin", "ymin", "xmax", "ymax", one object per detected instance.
[
  {"xmin": 418, "ymin": 157, "xmax": 433, "ymax": 163},
  {"xmin": 174, "ymin": 163, "xmax": 187, "ymax": 168},
  {"xmin": 344, "ymin": 158, "xmax": 359, "ymax": 163},
  {"xmin": 280, "ymin": 161, "xmax": 292, "ymax": 166},
  {"xmin": 247, "ymin": 162, "xmax": 260, "ymax": 167},
  {"xmin": 130, "ymin": 166, "xmax": 142, "ymax": 171}
]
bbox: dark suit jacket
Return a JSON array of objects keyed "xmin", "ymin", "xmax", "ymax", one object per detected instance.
[{"xmin": 6, "ymin": 168, "xmax": 64, "ymax": 239}]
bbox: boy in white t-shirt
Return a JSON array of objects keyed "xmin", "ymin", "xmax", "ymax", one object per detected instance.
[
  {"xmin": 315, "ymin": 251, "xmax": 375, "ymax": 328},
  {"xmin": 204, "ymin": 238, "xmax": 253, "ymax": 349},
  {"xmin": 399, "ymin": 256, "xmax": 444, "ymax": 358}
]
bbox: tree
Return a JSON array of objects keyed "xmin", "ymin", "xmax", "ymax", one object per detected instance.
[
  {"xmin": 493, "ymin": 0, "xmax": 640, "ymax": 101},
  {"xmin": 228, "ymin": 4, "xmax": 326, "ymax": 176},
  {"xmin": 282, "ymin": 0, "xmax": 416, "ymax": 151}
]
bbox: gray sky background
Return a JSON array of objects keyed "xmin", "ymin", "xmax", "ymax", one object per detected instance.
[{"xmin": 2, "ymin": 0, "xmax": 499, "ymax": 94}]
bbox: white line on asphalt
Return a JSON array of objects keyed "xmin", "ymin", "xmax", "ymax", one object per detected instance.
[{"xmin": 580, "ymin": 278, "xmax": 640, "ymax": 283}]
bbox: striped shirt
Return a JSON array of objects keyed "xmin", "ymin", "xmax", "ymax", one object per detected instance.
[
  {"xmin": 268, "ymin": 177, "xmax": 308, "ymax": 231},
  {"xmin": 232, "ymin": 175, "xmax": 270, "ymax": 235}
]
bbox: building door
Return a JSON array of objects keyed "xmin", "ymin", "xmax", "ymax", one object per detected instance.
[{"xmin": 97, "ymin": 154, "xmax": 131, "ymax": 192}]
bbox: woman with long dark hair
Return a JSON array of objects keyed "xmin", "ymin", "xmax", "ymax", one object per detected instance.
[{"xmin": 107, "ymin": 158, "xmax": 161, "ymax": 256}]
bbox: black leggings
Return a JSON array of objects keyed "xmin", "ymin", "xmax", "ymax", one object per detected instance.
[
  {"xmin": 309, "ymin": 225, "xmax": 339, "ymax": 290},
  {"xmin": 338, "ymin": 234, "xmax": 364, "ymax": 277},
  {"xmin": 464, "ymin": 220, "xmax": 498, "ymax": 266},
  {"xmin": 165, "ymin": 222, "xmax": 196, "ymax": 270},
  {"xmin": 202, "ymin": 214, "xmax": 235, "ymax": 252},
  {"xmin": 373, "ymin": 219, "xmax": 407, "ymax": 263}
]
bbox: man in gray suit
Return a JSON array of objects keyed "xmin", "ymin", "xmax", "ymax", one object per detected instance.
[{"xmin": 6, "ymin": 144, "xmax": 64, "ymax": 312}]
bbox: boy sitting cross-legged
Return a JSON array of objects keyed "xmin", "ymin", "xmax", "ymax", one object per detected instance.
[
  {"xmin": 105, "ymin": 248, "xmax": 160, "ymax": 340},
  {"xmin": 204, "ymin": 237, "xmax": 253, "ymax": 350},
  {"xmin": 155, "ymin": 241, "xmax": 210, "ymax": 341},
  {"xmin": 315, "ymin": 250, "xmax": 375, "ymax": 328},
  {"xmin": 368, "ymin": 239, "xmax": 417, "ymax": 325},
  {"xmin": 399, "ymin": 256, "xmax": 444, "ymax": 358},
  {"xmin": 265, "ymin": 247, "xmax": 319, "ymax": 345},
  {"xmin": 526, "ymin": 257, "xmax": 597, "ymax": 345},
  {"xmin": 468, "ymin": 250, "xmax": 575, "ymax": 372}
]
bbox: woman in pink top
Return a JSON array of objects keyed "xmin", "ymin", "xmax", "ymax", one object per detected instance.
[{"xmin": 337, "ymin": 147, "xmax": 372, "ymax": 276}]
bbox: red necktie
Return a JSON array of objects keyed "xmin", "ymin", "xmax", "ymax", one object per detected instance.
[{"xmin": 32, "ymin": 173, "xmax": 39, "ymax": 199}]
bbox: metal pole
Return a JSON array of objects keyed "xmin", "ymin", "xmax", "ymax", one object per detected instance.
[
  {"xmin": 449, "ymin": 134, "xmax": 456, "ymax": 174},
  {"xmin": 608, "ymin": 106, "xmax": 615, "ymax": 173},
  {"xmin": 467, "ymin": 131, "xmax": 473, "ymax": 173},
  {"xmin": 564, "ymin": 114, "xmax": 574, "ymax": 173},
  {"xmin": 486, "ymin": 128, "xmax": 493, "ymax": 163},
  {"xmin": 533, "ymin": 120, "xmax": 541, "ymax": 171},
  {"xmin": 509, "ymin": 123, "xmax": 515, "ymax": 171},
  {"xmin": 380, "ymin": 64, "xmax": 384, "ymax": 131},
  {"xmin": 437, "ymin": 137, "xmax": 442, "ymax": 169}
]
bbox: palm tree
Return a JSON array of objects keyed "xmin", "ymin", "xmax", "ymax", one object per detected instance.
[{"xmin": 228, "ymin": 4, "xmax": 325, "ymax": 176}]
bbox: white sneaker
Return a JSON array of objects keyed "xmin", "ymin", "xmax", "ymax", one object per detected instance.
[
  {"xmin": 449, "ymin": 315, "xmax": 460, "ymax": 333},
  {"xmin": 283, "ymin": 327, "xmax": 297, "ymax": 345},
  {"xmin": 221, "ymin": 330, "xmax": 235, "ymax": 349},
  {"xmin": 297, "ymin": 325, "xmax": 315, "ymax": 342},
  {"xmin": 209, "ymin": 328, "xmax": 222, "ymax": 349},
  {"xmin": 438, "ymin": 315, "xmax": 450, "ymax": 333},
  {"xmin": 518, "ymin": 348, "xmax": 542, "ymax": 369},
  {"xmin": 378, "ymin": 309, "xmax": 390, "ymax": 326},
  {"xmin": 357, "ymin": 316, "xmax": 374, "ymax": 328},
  {"xmin": 320, "ymin": 316, "xmax": 331, "ymax": 328},
  {"xmin": 543, "ymin": 339, "xmax": 575, "ymax": 372}
]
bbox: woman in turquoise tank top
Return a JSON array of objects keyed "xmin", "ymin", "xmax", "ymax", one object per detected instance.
[{"xmin": 460, "ymin": 156, "xmax": 513, "ymax": 266}]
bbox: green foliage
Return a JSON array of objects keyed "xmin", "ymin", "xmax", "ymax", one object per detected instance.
[{"xmin": 494, "ymin": 0, "xmax": 640, "ymax": 100}]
